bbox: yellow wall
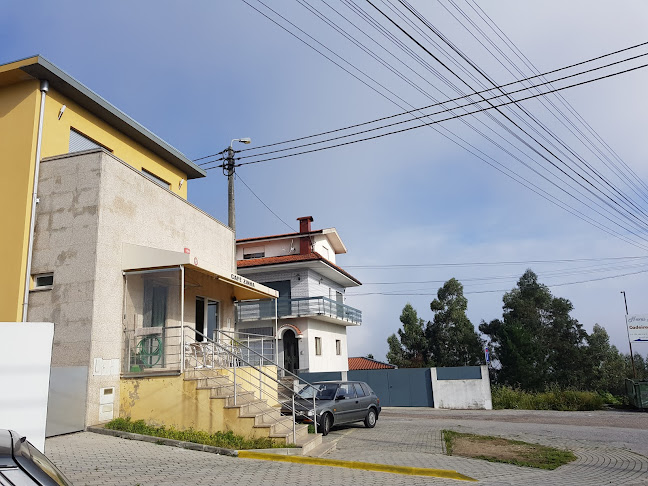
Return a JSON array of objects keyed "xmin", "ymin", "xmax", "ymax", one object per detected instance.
[
  {"xmin": 41, "ymin": 89, "xmax": 188, "ymax": 199},
  {"xmin": 0, "ymin": 70, "xmax": 190, "ymax": 321},
  {"xmin": 0, "ymin": 80, "xmax": 40, "ymax": 321},
  {"xmin": 120, "ymin": 368, "xmax": 282, "ymax": 441}
]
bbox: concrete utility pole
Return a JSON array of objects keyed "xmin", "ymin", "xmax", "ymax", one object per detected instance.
[
  {"xmin": 621, "ymin": 290, "xmax": 637, "ymax": 379},
  {"xmin": 224, "ymin": 138, "xmax": 251, "ymax": 233}
]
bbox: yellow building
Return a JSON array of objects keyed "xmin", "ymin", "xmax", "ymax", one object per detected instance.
[
  {"xmin": 1, "ymin": 55, "xmax": 205, "ymax": 323},
  {"xmin": 0, "ymin": 56, "xmax": 311, "ymax": 445}
]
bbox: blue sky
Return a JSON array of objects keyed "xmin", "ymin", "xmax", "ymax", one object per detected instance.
[{"xmin": 3, "ymin": 0, "xmax": 648, "ymax": 360}]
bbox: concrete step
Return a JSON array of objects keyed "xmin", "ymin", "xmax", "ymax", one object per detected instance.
[
  {"xmin": 303, "ymin": 436, "xmax": 335, "ymax": 457},
  {"xmin": 196, "ymin": 376, "xmax": 231, "ymax": 388},
  {"xmin": 222, "ymin": 393, "xmax": 262, "ymax": 407},
  {"xmin": 184, "ymin": 369, "xmax": 224, "ymax": 381}
]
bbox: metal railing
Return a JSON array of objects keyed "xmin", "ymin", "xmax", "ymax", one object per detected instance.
[
  {"xmin": 123, "ymin": 326, "xmax": 184, "ymax": 373},
  {"xmin": 216, "ymin": 330, "xmax": 276, "ymax": 367},
  {"xmin": 186, "ymin": 327, "xmax": 319, "ymax": 441},
  {"xmin": 236, "ymin": 296, "xmax": 362, "ymax": 325}
]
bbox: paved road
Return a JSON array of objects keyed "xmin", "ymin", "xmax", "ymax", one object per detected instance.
[{"xmin": 46, "ymin": 408, "xmax": 648, "ymax": 485}]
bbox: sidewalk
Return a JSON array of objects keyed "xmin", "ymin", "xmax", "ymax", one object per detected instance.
[{"xmin": 45, "ymin": 408, "xmax": 648, "ymax": 485}]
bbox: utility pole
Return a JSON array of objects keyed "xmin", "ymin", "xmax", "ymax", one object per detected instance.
[
  {"xmin": 621, "ymin": 290, "xmax": 637, "ymax": 379},
  {"xmin": 225, "ymin": 145, "xmax": 236, "ymax": 232},
  {"xmin": 224, "ymin": 138, "xmax": 251, "ymax": 234}
]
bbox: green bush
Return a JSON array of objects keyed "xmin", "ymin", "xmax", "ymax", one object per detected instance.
[
  {"xmin": 492, "ymin": 385, "xmax": 605, "ymax": 411},
  {"xmin": 105, "ymin": 417, "xmax": 292, "ymax": 450}
]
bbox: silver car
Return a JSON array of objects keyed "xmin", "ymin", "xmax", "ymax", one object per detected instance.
[{"xmin": 282, "ymin": 381, "xmax": 381, "ymax": 436}]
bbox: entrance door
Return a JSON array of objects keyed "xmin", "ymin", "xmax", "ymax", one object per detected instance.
[
  {"xmin": 283, "ymin": 330, "xmax": 299, "ymax": 373},
  {"xmin": 195, "ymin": 297, "xmax": 219, "ymax": 342}
]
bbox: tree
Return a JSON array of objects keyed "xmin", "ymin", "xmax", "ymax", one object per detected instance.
[
  {"xmin": 479, "ymin": 269, "xmax": 586, "ymax": 390},
  {"xmin": 426, "ymin": 278, "xmax": 484, "ymax": 366},
  {"xmin": 387, "ymin": 303, "xmax": 428, "ymax": 368},
  {"xmin": 366, "ymin": 353, "xmax": 375, "ymax": 360}
]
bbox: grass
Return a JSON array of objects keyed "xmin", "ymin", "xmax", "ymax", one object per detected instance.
[
  {"xmin": 442, "ymin": 430, "xmax": 577, "ymax": 470},
  {"xmin": 491, "ymin": 385, "xmax": 605, "ymax": 411},
  {"xmin": 104, "ymin": 417, "xmax": 294, "ymax": 450}
]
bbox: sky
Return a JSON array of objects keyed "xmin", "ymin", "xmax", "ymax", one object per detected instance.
[{"xmin": 3, "ymin": 0, "xmax": 648, "ymax": 361}]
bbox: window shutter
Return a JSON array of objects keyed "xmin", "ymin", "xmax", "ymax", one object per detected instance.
[{"xmin": 69, "ymin": 130, "xmax": 102, "ymax": 153}]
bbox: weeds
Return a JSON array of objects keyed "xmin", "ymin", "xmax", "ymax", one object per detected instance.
[
  {"xmin": 491, "ymin": 385, "xmax": 605, "ymax": 411},
  {"xmin": 105, "ymin": 417, "xmax": 293, "ymax": 450}
]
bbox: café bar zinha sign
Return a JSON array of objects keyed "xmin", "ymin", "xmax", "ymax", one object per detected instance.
[{"xmin": 626, "ymin": 314, "xmax": 648, "ymax": 342}]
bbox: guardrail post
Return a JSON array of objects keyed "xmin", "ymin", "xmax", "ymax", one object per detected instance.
[
  {"xmin": 233, "ymin": 355, "xmax": 237, "ymax": 406},
  {"xmin": 292, "ymin": 393, "xmax": 296, "ymax": 444},
  {"xmin": 313, "ymin": 393, "xmax": 317, "ymax": 434}
]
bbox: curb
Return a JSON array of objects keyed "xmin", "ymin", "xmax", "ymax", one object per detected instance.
[
  {"xmin": 86, "ymin": 426, "xmax": 238, "ymax": 457},
  {"xmin": 237, "ymin": 450, "xmax": 477, "ymax": 481}
]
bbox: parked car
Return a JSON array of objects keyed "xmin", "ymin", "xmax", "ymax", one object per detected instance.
[
  {"xmin": 0, "ymin": 430, "xmax": 73, "ymax": 486},
  {"xmin": 281, "ymin": 381, "xmax": 381, "ymax": 436}
]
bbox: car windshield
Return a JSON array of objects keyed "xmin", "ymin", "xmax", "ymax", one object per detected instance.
[{"xmin": 297, "ymin": 383, "xmax": 338, "ymax": 400}]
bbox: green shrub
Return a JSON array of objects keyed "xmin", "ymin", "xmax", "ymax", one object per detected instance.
[
  {"xmin": 492, "ymin": 385, "xmax": 605, "ymax": 411},
  {"xmin": 104, "ymin": 417, "xmax": 292, "ymax": 450}
]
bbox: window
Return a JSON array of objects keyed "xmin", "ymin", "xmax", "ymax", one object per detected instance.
[
  {"xmin": 141, "ymin": 168, "xmax": 171, "ymax": 190},
  {"xmin": 243, "ymin": 246, "xmax": 265, "ymax": 259},
  {"xmin": 69, "ymin": 128, "xmax": 109, "ymax": 153},
  {"xmin": 315, "ymin": 337, "xmax": 322, "ymax": 356},
  {"xmin": 353, "ymin": 383, "xmax": 366, "ymax": 397},
  {"xmin": 336, "ymin": 339, "xmax": 341, "ymax": 355},
  {"xmin": 32, "ymin": 273, "xmax": 53, "ymax": 290}
]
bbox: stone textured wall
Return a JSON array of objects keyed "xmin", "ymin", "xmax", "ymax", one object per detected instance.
[{"xmin": 29, "ymin": 149, "xmax": 237, "ymax": 427}]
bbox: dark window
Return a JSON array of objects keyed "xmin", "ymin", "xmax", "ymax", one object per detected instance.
[
  {"xmin": 141, "ymin": 168, "xmax": 171, "ymax": 189},
  {"xmin": 353, "ymin": 383, "xmax": 367, "ymax": 397},
  {"xmin": 243, "ymin": 252, "xmax": 265, "ymax": 259},
  {"xmin": 33, "ymin": 273, "xmax": 53, "ymax": 288},
  {"xmin": 361, "ymin": 383, "xmax": 373, "ymax": 396}
]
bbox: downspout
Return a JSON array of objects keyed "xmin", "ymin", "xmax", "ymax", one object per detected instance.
[{"xmin": 22, "ymin": 80, "xmax": 49, "ymax": 322}]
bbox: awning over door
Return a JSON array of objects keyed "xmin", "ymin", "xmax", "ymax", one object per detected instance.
[{"xmin": 121, "ymin": 243, "xmax": 277, "ymax": 301}]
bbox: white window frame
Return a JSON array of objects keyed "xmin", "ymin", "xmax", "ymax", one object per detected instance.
[
  {"xmin": 315, "ymin": 336, "xmax": 322, "ymax": 356},
  {"xmin": 336, "ymin": 339, "xmax": 341, "ymax": 356},
  {"xmin": 31, "ymin": 273, "xmax": 53, "ymax": 291}
]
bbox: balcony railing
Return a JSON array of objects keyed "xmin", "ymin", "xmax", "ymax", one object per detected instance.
[{"xmin": 236, "ymin": 296, "xmax": 362, "ymax": 325}]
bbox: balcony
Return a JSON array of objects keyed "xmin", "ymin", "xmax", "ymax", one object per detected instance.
[{"xmin": 236, "ymin": 296, "xmax": 362, "ymax": 326}]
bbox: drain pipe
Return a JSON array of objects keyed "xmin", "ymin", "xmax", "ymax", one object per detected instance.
[{"xmin": 22, "ymin": 80, "xmax": 49, "ymax": 322}]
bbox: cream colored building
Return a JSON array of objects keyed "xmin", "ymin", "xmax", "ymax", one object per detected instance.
[{"xmin": 236, "ymin": 216, "xmax": 363, "ymax": 375}]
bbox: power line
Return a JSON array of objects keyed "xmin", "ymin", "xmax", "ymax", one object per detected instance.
[
  {"xmin": 346, "ymin": 267, "xmax": 648, "ymax": 297},
  {"xmin": 233, "ymin": 0, "xmax": 648, "ymax": 252},
  {"xmin": 344, "ymin": 255, "xmax": 648, "ymax": 269},
  {"xmin": 192, "ymin": 39, "xmax": 648, "ymax": 161},
  {"xmin": 235, "ymin": 173, "xmax": 296, "ymax": 233}
]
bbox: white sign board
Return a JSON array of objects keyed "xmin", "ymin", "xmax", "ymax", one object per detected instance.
[
  {"xmin": 627, "ymin": 314, "xmax": 648, "ymax": 343},
  {"xmin": 0, "ymin": 322, "xmax": 54, "ymax": 452}
]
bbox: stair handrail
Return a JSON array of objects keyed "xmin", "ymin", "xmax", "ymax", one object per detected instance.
[{"xmin": 185, "ymin": 326, "xmax": 318, "ymax": 435}]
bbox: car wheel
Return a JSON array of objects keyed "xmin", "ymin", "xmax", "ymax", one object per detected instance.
[
  {"xmin": 364, "ymin": 409, "xmax": 377, "ymax": 428},
  {"xmin": 320, "ymin": 412, "xmax": 332, "ymax": 436}
]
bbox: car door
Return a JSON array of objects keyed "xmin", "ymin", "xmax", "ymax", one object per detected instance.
[
  {"xmin": 332, "ymin": 382, "xmax": 357, "ymax": 424},
  {"xmin": 352, "ymin": 382, "xmax": 372, "ymax": 420}
]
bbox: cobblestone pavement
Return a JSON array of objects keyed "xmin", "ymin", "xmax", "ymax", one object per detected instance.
[{"xmin": 46, "ymin": 408, "xmax": 648, "ymax": 485}]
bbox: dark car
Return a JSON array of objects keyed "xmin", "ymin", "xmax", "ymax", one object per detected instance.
[
  {"xmin": 282, "ymin": 381, "xmax": 381, "ymax": 436},
  {"xmin": 0, "ymin": 430, "xmax": 73, "ymax": 486}
]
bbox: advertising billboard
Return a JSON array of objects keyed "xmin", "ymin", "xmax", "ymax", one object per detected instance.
[{"xmin": 627, "ymin": 314, "xmax": 648, "ymax": 342}]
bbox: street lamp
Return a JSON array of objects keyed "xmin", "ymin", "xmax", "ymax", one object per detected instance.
[{"xmin": 224, "ymin": 138, "xmax": 252, "ymax": 233}]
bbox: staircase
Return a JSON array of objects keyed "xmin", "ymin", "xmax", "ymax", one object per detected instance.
[{"xmin": 184, "ymin": 368, "xmax": 322, "ymax": 454}]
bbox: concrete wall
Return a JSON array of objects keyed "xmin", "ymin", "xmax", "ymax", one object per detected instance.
[
  {"xmin": 430, "ymin": 365, "xmax": 492, "ymax": 410},
  {"xmin": 28, "ymin": 149, "xmax": 237, "ymax": 428}
]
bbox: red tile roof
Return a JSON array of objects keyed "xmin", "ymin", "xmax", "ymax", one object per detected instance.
[
  {"xmin": 237, "ymin": 252, "xmax": 361, "ymax": 285},
  {"xmin": 348, "ymin": 357, "xmax": 397, "ymax": 370}
]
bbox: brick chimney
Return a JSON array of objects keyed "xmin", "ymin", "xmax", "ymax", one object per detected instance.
[{"xmin": 297, "ymin": 216, "xmax": 314, "ymax": 255}]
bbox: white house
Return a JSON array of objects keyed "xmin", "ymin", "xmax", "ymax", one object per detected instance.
[{"xmin": 235, "ymin": 217, "xmax": 362, "ymax": 374}]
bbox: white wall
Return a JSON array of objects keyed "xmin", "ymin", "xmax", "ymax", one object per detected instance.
[
  {"xmin": 430, "ymin": 365, "xmax": 492, "ymax": 410},
  {"xmin": 301, "ymin": 319, "xmax": 348, "ymax": 372},
  {"xmin": 0, "ymin": 322, "xmax": 54, "ymax": 452}
]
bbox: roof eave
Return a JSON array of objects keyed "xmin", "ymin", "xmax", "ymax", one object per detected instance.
[{"xmin": 17, "ymin": 55, "xmax": 206, "ymax": 180}]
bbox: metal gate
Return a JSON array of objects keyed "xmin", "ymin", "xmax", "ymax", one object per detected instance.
[{"xmin": 348, "ymin": 368, "xmax": 433, "ymax": 407}]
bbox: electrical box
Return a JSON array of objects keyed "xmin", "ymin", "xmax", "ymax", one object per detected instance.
[{"xmin": 99, "ymin": 387, "xmax": 115, "ymax": 422}]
